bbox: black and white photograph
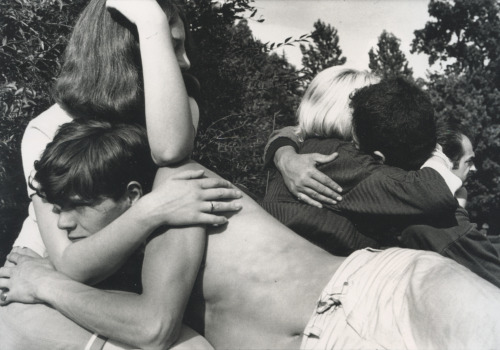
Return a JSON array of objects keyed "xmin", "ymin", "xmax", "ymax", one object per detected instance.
[{"xmin": 1, "ymin": 0, "xmax": 500, "ymax": 348}]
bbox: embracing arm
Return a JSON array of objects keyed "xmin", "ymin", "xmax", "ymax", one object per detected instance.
[
  {"xmin": 264, "ymin": 126, "xmax": 342, "ymax": 207},
  {"xmin": 7, "ymin": 224, "xmax": 205, "ymax": 350},
  {"xmin": 333, "ymin": 166, "xmax": 459, "ymax": 216},
  {"xmin": 36, "ymin": 170, "xmax": 241, "ymax": 284}
]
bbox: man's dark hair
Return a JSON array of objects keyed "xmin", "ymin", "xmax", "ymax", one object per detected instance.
[
  {"xmin": 31, "ymin": 120, "xmax": 157, "ymax": 206},
  {"xmin": 350, "ymin": 77, "xmax": 436, "ymax": 170},
  {"xmin": 437, "ymin": 121, "xmax": 468, "ymax": 170}
]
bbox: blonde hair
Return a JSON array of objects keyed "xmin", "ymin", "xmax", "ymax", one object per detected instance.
[{"xmin": 296, "ymin": 66, "xmax": 380, "ymax": 140}]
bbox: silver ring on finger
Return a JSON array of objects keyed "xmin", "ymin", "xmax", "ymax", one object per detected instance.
[
  {"xmin": 0, "ymin": 289, "xmax": 8, "ymax": 302},
  {"xmin": 210, "ymin": 201, "xmax": 215, "ymax": 213}
]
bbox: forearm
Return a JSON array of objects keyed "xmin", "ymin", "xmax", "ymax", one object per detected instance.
[
  {"xmin": 334, "ymin": 167, "xmax": 458, "ymax": 216},
  {"xmin": 38, "ymin": 276, "xmax": 162, "ymax": 349},
  {"xmin": 138, "ymin": 17, "xmax": 193, "ymax": 165},
  {"xmin": 37, "ymin": 225, "xmax": 205, "ymax": 350},
  {"xmin": 263, "ymin": 126, "xmax": 301, "ymax": 168},
  {"xmin": 36, "ymin": 195, "xmax": 158, "ymax": 284}
]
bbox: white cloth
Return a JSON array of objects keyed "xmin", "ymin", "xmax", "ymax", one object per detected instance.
[
  {"xmin": 13, "ymin": 104, "xmax": 72, "ymax": 257},
  {"xmin": 302, "ymin": 248, "xmax": 500, "ymax": 350}
]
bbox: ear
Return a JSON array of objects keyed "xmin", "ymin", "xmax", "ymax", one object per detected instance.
[
  {"xmin": 373, "ymin": 151, "xmax": 386, "ymax": 163},
  {"xmin": 125, "ymin": 181, "xmax": 143, "ymax": 205}
]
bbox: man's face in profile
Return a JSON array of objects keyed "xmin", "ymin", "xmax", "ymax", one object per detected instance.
[
  {"xmin": 452, "ymin": 135, "xmax": 476, "ymax": 182},
  {"xmin": 52, "ymin": 195, "xmax": 130, "ymax": 242}
]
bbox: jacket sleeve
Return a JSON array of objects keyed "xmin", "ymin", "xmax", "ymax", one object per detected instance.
[
  {"xmin": 263, "ymin": 126, "xmax": 301, "ymax": 168},
  {"xmin": 331, "ymin": 167, "xmax": 458, "ymax": 216}
]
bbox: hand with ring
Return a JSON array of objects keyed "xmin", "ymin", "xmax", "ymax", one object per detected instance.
[{"xmin": 141, "ymin": 169, "xmax": 243, "ymax": 228}]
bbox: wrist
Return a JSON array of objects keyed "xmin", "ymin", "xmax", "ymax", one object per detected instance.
[
  {"xmin": 134, "ymin": 194, "xmax": 166, "ymax": 229},
  {"xmin": 36, "ymin": 271, "xmax": 67, "ymax": 304},
  {"xmin": 137, "ymin": 14, "xmax": 169, "ymax": 39},
  {"xmin": 274, "ymin": 146, "xmax": 296, "ymax": 173}
]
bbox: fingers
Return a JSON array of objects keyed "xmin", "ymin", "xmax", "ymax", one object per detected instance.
[
  {"xmin": 310, "ymin": 172, "xmax": 343, "ymax": 198},
  {"xmin": 173, "ymin": 169, "xmax": 205, "ymax": 180},
  {"xmin": 10, "ymin": 247, "xmax": 42, "ymax": 258},
  {"xmin": 197, "ymin": 177, "xmax": 233, "ymax": 190},
  {"xmin": 194, "ymin": 213, "xmax": 229, "ymax": 226},
  {"xmin": 297, "ymin": 193, "xmax": 323, "ymax": 208},
  {"xmin": 203, "ymin": 200, "xmax": 242, "ymax": 213},
  {"xmin": 313, "ymin": 152, "xmax": 338, "ymax": 165},
  {"xmin": 200, "ymin": 188, "xmax": 243, "ymax": 201}
]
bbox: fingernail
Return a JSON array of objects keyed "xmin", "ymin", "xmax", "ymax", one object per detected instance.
[
  {"xmin": 234, "ymin": 202, "xmax": 242, "ymax": 209},
  {"xmin": 336, "ymin": 196, "xmax": 342, "ymax": 201},
  {"xmin": 236, "ymin": 191, "xmax": 243, "ymax": 197},
  {"xmin": 330, "ymin": 200, "xmax": 337, "ymax": 205},
  {"xmin": 337, "ymin": 187, "xmax": 342, "ymax": 192}
]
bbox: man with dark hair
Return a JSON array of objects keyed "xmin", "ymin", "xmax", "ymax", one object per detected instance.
[
  {"xmin": 437, "ymin": 121, "xmax": 477, "ymax": 183},
  {"xmin": 350, "ymin": 77, "xmax": 436, "ymax": 171},
  {"xmin": 262, "ymin": 78, "xmax": 500, "ymax": 287},
  {"xmin": 1, "ymin": 120, "xmax": 499, "ymax": 349},
  {"xmin": 0, "ymin": 119, "xmax": 242, "ymax": 350}
]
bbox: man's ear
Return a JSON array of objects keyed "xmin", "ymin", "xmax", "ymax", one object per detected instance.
[
  {"xmin": 373, "ymin": 151, "xmax": 386, "ymax": 163},
  {"xmin": 125, "ymin": 181, "xmax": 143, "ymax": 205}
]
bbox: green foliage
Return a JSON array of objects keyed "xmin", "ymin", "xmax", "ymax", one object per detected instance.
[
  {"xmin": 300, "ymin": 19, "xmax": 346, "ymax": 84},
  {"xmin": 369, "ymin": 30, "xmax": 413, "ymax": 80}
]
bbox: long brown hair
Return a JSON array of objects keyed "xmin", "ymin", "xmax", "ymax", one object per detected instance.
[{"xmin": 53, "ymin": 0, "xmax": 188, "ymax": 124}]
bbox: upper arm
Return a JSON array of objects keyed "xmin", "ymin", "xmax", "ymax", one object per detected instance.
[{"xmin": 140, "ymin": 224, "xmax": 206, "ymax": 348}]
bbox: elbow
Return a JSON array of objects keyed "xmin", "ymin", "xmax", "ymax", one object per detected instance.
[
  {"xmin": 139, "ymin": 313, "xmax": 180, "ymax": 350},
  {"xmin": 151, "ymin": 144, "xmax": 193, "ymax": 167}
]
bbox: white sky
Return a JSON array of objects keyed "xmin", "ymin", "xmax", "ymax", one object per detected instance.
[{"xmin": 247, "ymin": 0, "xmax": 439, "ymax": 79}]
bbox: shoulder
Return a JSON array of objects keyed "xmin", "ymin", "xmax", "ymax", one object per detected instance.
[{"xmin": 24, "ymin": 104, "xmax": 73, "ymax": 140}]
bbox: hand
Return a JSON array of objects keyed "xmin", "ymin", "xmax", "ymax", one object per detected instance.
[
  {"xmin": 455, "ymin": 186, "xmax": 468, "ymax": 208},
  {"xmin": 142, "ymin": 170, "xmax": 243, "ymax": 227},
  {"xmin": 275, "ymin": 147, "xmax": 342, "ymax": 208},
  {"xmin": 0, "ymin": 252, "xmax": 56, "ymax": 305},
  {"xmin": 3, "ymin": 247, "xmax": 42, "ymax": 268},
  {"xmin": 106, "ymin": 0, "xmax": 166, "ymax": 27}
]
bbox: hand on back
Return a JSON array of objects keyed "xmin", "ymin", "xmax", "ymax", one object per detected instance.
[
  {"xmin": 141, "ymin": 170, "xmax": 243, "ymax": 227},
  {"xmin": 275, "ymin": 148, "xmax": 342, "ymax": 208}
]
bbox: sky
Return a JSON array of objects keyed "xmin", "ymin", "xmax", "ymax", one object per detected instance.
[{"xmin": 247, "ymin": 0, "xmax": 437, "ymax": 79}]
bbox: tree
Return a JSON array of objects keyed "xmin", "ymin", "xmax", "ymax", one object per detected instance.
[
  {"xmin": 369, "ymin": 30, "xmax": 413, "ymax": 79},
  {"xmin": 412, "ymin": 0, "xmax": 500, "ymax": 77},
  {"xmin": 300, "ymin": 19, "xmax": 346, "ymax": 84},
  {"xmin": 412, "ymin": 0, "xmax": 500, "ymax": 225}
]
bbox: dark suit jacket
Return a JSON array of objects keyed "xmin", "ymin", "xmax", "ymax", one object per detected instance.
[{"xmin": 261, "ymin": 137, "xmax": 458, "ymax": 255}]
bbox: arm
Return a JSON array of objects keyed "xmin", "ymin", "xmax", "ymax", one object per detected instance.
[
  {"xmin": 2, "ymin": 224, "xmax": 206, "ymax": 350},
  {"xmin": 264, "ymin": 127, "xmax": 342, "ymax": 207},
  {"xmin": 332, "ymin": 166, "xmax": 458, "ymax": 216},
  {"xmin": 107, "ymin": 0, "xmax": 194, "ymax": 165},
  {"xmin": 36, "ymin": 170, "xmax": 241, "ymax": 284}
]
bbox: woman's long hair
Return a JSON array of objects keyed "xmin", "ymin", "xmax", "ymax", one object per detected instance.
[{"xmin": 53, "ymin": 0, "xmax": 189, "ymax": 124}]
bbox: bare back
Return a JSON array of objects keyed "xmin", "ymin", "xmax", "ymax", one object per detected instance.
[{"xmin": 156, "ymin": 162, "xmax": 344, "ymax": 349}]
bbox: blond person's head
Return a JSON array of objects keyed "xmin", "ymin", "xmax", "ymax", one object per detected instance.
[{"xmin": 297, "ymin": 67, "xmax": 380, "ymax": 140}]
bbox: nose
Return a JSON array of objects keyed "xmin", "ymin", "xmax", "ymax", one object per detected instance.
[
  {"xmin": 178, "ymin": 51, "xmax": 190, "ymax": 70},
  {"xmin": 57, "ymin": 210, "xmax": 77, "ymax": 232},
  {"xmin": 470, "ymin": 164, "xmax": 477, "ymax": 172}
]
